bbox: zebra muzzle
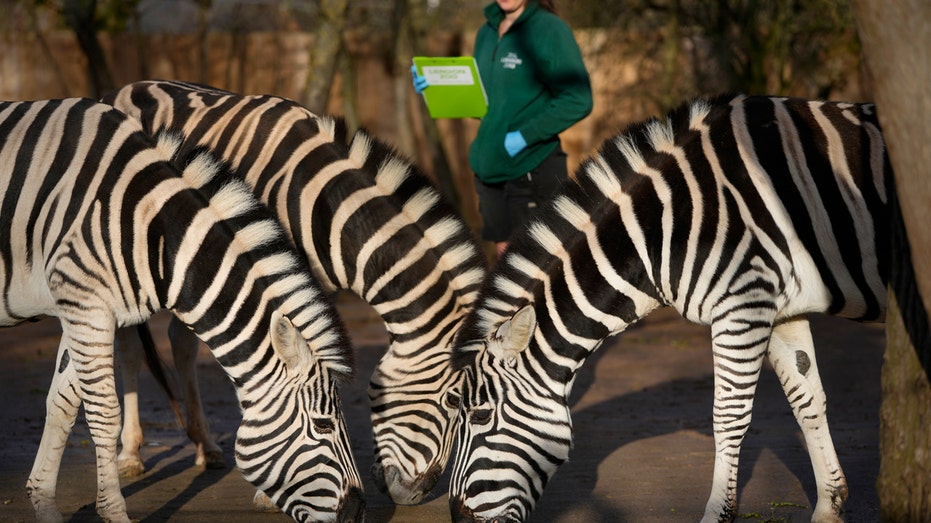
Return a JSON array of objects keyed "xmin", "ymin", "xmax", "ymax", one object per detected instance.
[
  {"xmin": 371, "ymin": 461, "xmax": 442, "ymax": 505},
  {"xmin": 336, "ymin": 486, "xmax": 365, "ymax": 523},
  {"xmin": 449, "ymin": 496, "xmax": 521, "ymax": 523}
]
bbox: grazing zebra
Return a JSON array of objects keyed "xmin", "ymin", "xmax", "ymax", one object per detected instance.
[
  {"xmin": 449, "ymin": 94, "xmax": 889, "ymax": 523},
  {"xmin": 0, "ymin": 98, "xmax": 363, "ymax": 522},
  {"xmin": 102, "ymin": 80, "xmax": 487, "ymax": 505}
]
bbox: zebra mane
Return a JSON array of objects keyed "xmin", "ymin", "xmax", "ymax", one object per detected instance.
[
  {"xmin": 159, "ymin": 132, "xmax": 355, "ymax": 381},
  {"xmin": 346, "ymin": 127, "xmax": 487, "ymax": 296},
  {"xmin": 157, "ymin": 129, "xmax": 268, "ymax": 232},
  {"xmin": 452, "ymin": 95, "xmax": 734, "ymax": 370},
  {"xmin": 154, "ymin": 129, "xmax": 184, "ymax": 159}
]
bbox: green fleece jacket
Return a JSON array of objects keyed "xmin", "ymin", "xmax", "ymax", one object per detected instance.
[{"xmin": 469, "ymin": 1, "xmax": 593, "ymax": 183}]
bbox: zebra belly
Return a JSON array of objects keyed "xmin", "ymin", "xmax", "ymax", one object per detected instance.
[
  {"xmin": 0, "ymin": 265, "xmax": 58, "ymax": 327},
  {"xmin": 672, "ymin": 242, "xmax": 836, "ymax": 327}
]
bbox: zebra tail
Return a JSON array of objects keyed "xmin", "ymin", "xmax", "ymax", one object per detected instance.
[{"xmin": 135, "ymin": 323, "xmax": 185, "ymax": 429}]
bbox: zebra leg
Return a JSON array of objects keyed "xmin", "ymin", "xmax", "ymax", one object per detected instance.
[
  {"xmin": 114, "ymin": 326, "xmax": 146, "ymax": 476},
  {"xmin": 702, "ymin": 312, "xmax": 771, "ymax": 523},
  {"xmin": 167, "ymin": 315, "xmax": 226, "ymax": 469},
  {"xmin": 767, "ymin": 318, "xmax": 846, "ymax": 523},
  {"xmin": 27, "ymin": 341, "xmax": 80, "ymax": 523},
  {"xmin": 29, "ymin": 323, "xmax": 130, "ymax": 523},
  {"xmin": 66, "ymin": 319, "xmax": 130, "ymax": 523}
]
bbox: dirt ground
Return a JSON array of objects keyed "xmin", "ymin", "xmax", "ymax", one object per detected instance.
[{"xmin": 0, "ymin": 293, "xmax": 885, "ymax": 523}]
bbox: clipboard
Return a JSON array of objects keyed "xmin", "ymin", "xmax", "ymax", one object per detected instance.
[{"xmin": 412, "ymin": 56, "xmax": 488, "ymax": 119}]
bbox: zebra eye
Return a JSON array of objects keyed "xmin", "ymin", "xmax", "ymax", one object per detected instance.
[
  {"xmin": 469, "ymin": 408, "xmax": 492, "ymax": 425},
  {"xmin": 312, "ymin": 417, "xmax": 335, "ymax": 434},
  {"xmin": 444, "ymin": 391, "xmax": 461, "ymax": 409}
]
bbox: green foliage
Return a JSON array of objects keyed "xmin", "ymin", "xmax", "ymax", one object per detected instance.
[
  {"xmin": 95, "ymin": 0, "xmax": 139, "ymax": 31},
  {"xmin": 685, "ymin": 0, "xmax": 859, "ymax": 95},
  {"xmin": 565, "ymin": 0, "xmax": 860, "ymax": 99}
]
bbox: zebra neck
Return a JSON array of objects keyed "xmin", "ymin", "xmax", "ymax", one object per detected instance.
[
  {"xmin": 484, "ymin": 238, "xmax": 665, "ymax": 383},
  {"xmin": 383, "ymin": 312, "xmax": 465, "ymax": 361},
  {"xmin": 535, "ymin": 299, "xmax": 662, "ymax": 381}
]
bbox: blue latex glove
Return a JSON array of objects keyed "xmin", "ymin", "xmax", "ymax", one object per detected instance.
[
  {"xmin": 411, "ymin": 64, "xmax": 429, "ymax": 94},
  {"xmin": 504, "ymin": 131, "xmax": 527, "ymax": 157}
]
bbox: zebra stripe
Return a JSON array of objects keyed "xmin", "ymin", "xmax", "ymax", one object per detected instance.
[
  {"xmin": 102, "ymin": 80, "xmax": 486, "ymax": 504},
  {"xmin": 449, "ymin": 94, "xmax": 889, "ymax": 523},
  {"xmin": 0, "ymin": 98, "xmax": 362, "ymax": 523}
]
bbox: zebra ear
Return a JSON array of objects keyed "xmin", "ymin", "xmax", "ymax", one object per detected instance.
[
  {"xmin": 270, "ymin": 311, "xmax": 312, "ymax": 372},
  {"xmin": 490, "ymin": 305, "xmax": 536, "ymax": 362}
]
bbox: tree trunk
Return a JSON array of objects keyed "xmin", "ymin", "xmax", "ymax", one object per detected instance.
[
  {"xmin": 393, "ymin": 0, "xmax": 461, "ymax": 207},
  {"xmin": 196, "ymin": 0, "xmax": 211, "ymax": 84},
  {"xmin": 391, "ymin": 0, "xmax": 418, "ymax": 156},
  {"xmin": 301, "ymin": 0, "xmax": 348, "ymax": 114},
  {"xmin": 850, "ymin": 0, "xmax": 931, "ymax": 519},
  {"xmin": 879, "ymin": 193, "xmax": 931, "ymax": 520},
  {"xmin": 131, "ymin": 4, "xmax": 149, "ymax": 80},
  {"xmin": 28, "ymin": 2, "xmax": 70, "ymax": 97},
  {"xmin": 338, "ymin": 50, "xmax": 360, "ymax": 132},
  {"xmin": 60, "ymin": 0, "xmax": 114, "ymax": 98}
]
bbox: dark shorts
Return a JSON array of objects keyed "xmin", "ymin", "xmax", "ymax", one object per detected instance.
[{"xmin": 475, "ymin": 145, "xmax": 568, "ymax": 243}]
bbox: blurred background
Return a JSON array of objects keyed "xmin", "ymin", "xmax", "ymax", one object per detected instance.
[{"xmin": 0, "ymin": 0, "xmax": 868, "ymax": 237}]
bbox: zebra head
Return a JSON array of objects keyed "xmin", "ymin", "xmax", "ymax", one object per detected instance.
[
  {"xmin": 354, "ymin": 130, "xmax": 486, "ymax": 505},
  {"xmin": 449, "ymin": 305, "xmax": 574, "ymax": 523},
  {"xmin": 234, "ymin": 310, "xmax": 364, "ymax": 523},
  {"xmin": 369, "ymin": 342, "xmax": 466, "ymax": 505}
]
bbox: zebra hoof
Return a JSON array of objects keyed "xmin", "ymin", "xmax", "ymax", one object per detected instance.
[
  {"xmin": 117, "ymin": 458, "xmax": 145, "ymax": 478},
  {"xmin": 32, "ymin": 502, "xmax": 64, "ymax": 523},
  {"xmin": 252, "ymin": 490, "xmax": 279, "ymax": 513},
  {"xmin": 196, "ymin": 449, "xmax": 227, "ymax": 469}
]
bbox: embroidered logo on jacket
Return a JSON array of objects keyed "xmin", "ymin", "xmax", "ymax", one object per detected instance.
[{"xmin": 500, "ymin": 52, "xmax": 523, "ymax": 70}]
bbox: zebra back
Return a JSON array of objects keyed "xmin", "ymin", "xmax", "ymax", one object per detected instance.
[
  {"xmin": 449, "ymin": 94, "xmax": 891, "ymax": 523},
  {"xmin": 102, "ymin": 79, "xmax": 486, "ymax": 503},
  {"xmin": 0, "ymin": 98, "xmax": 362, "ymax": 522}
]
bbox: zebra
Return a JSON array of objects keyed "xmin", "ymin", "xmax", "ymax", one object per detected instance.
[
  {"xmin": 0, "ymin": 98, "xmax": 364, "ymax": 522},
  {"xmin": 101, "ymin": 80, "xmax": 487, "ymax": 505},
  {"xmin": 448, "ymin": 94, "xmax": 889, "ymax": 523}
]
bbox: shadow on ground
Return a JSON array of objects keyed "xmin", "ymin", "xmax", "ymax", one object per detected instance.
[{"xmin": 0, "ymin": 298, "xmax": 882, "ymax": 522}]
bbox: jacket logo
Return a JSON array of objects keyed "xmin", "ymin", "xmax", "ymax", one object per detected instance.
[{"xmin": 500, "ymin": 52, "xmax": 522, "ymax": 70}]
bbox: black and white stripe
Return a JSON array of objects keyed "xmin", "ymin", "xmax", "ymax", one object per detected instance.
[
  {"xmin": 102, "ymin": 80, "xmax": 486, "ymax": 505},
  {"xmin": 449, "ymin": 94, "xmax": 890, "ymax": 523},
  {"xmin": 0, "ymin": 98, "xmax": 362, "ymax": 522}
]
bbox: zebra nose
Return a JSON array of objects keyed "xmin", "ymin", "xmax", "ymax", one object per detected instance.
[
  {"xmin": 450, "ymin": 497, "xmax": 521, "ymax": 523},
  {"xmin": 415, "ymin": 462, "xmax": 443, "ymax": 497},
  {"xmin": 370, "ymin": 461, "xmax": 393, "ymax": 495},
  {"xmin": 336, "ymin": 486, "xmax": 365, "ymax": 523},
  {"xmin": 372, "ymin": 462, "xmax": 433, "ymax": 505}
]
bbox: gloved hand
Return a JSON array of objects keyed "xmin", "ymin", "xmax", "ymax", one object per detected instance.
[
  {"xmin": 504, "ymin": 131, "xmax": 527, "ymax": 157},
  {"xmin": 411, "ymin": 64, "xmax": 429, "ymax": 94}
]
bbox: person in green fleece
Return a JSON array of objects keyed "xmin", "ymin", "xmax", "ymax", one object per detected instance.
[{"xmin": 414, "ymin": 0, "xmax": 592, "ymax": 257}]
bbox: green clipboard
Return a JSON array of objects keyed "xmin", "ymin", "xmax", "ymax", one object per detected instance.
[{"xmin": 412, "ymin": 56, "xmax": 488, "ymax": 119}]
